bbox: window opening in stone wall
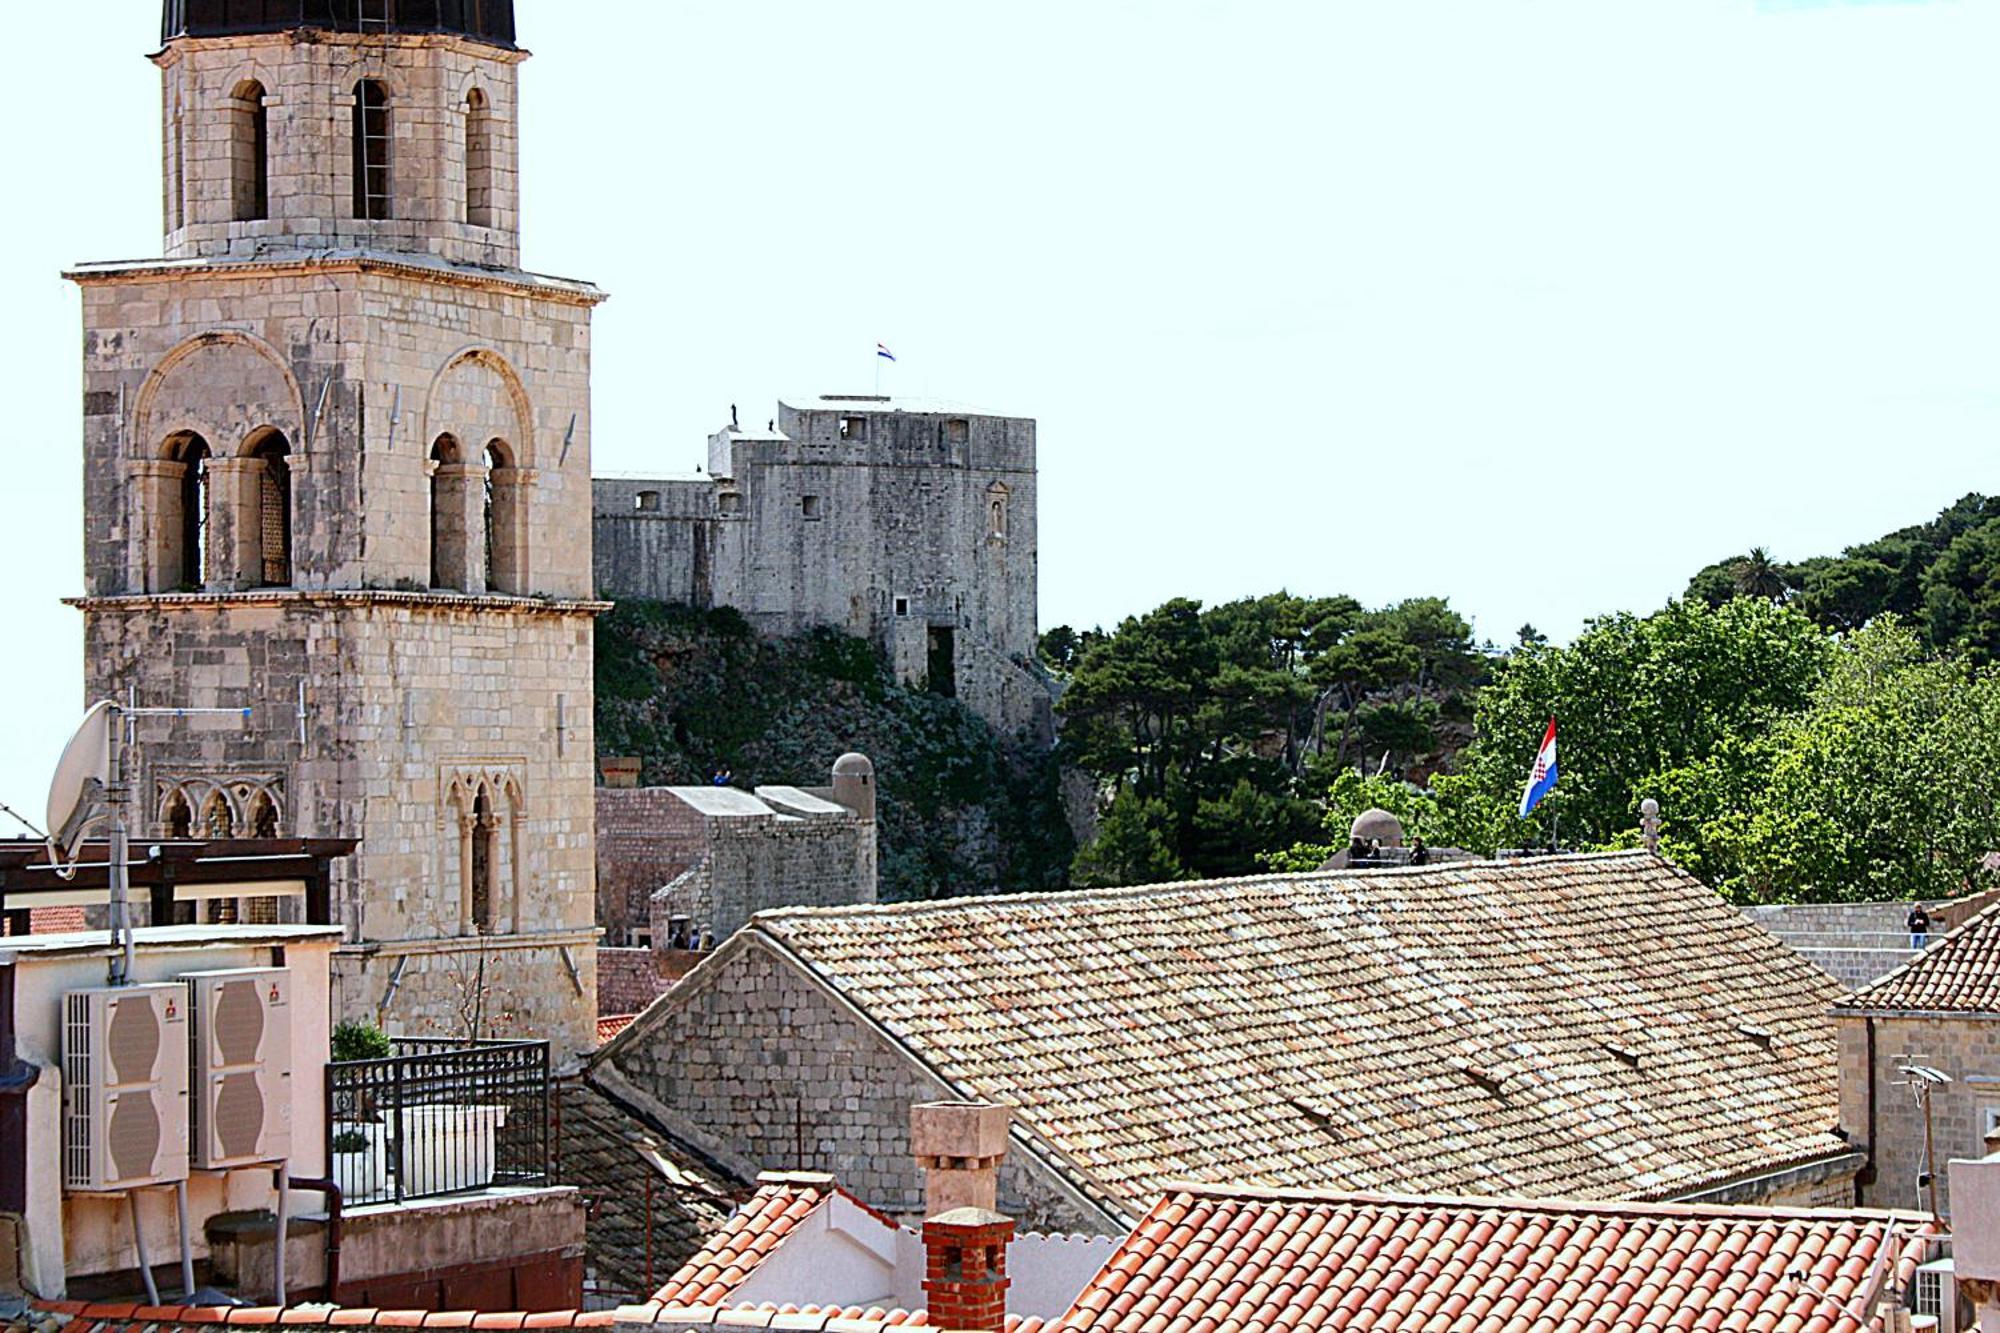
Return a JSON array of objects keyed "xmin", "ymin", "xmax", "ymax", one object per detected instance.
[
  {"xmin": 927, "ymin": 626, "xmax": 957, "ymax": 698},
  {"xmin": 201, "ymin": 791, "xmax": 239, "ymax": 924},
  {"xmin": 465, "ymin": 87, "xmax": 495, "ymax": 228},
  {"xmin": 895, "ymin": 596, "xmax": 910, "ymax": 617},
  {"xmin": 635, "ymin": 490, "xmax": 660, "ymax": 512},
  {"xmin": 801, "ymin": 495, "xmax": 822, "ymax": 520},
  {"xmin": 167, "ymin": 432, "xmax": 212, "ymax": 591},
  {"xmin": 945, "ymin": 418, "xmax": 970, "ymax": 445},
  {"xmin": 430, "ymin": 434, "xmax": 461, "ymax": 590},
  {"xmin": 718, "ymin": 491, "xmax": 743, "ymax": 516},
  {"xmin": 170, "ymin": 93, "xmax": 186, "ymax": 232},
  {"xmin": 251, "ymin": 431, "xmax": 292, "ymax": 586},
  {"xmin": 484, "ymin": 438, "xmax": 518, "ymax": 593},
  {"xmin": 352, "ymin": 79, "xmax": 392, "ymax": 220},
  {"xmin": 471, "ymin": 786, "xmax": 496, "ymax": 933},
  {"xmin": 231, "ymin": 81, "xmax": 269, "ymax": 222},
  {"xmin": 837, "ymin": 416, "xmax": 867, "ymax": 442},
  {"xmin": 164, "ymin": 790, "xmax": 193, "ymax": 840}
]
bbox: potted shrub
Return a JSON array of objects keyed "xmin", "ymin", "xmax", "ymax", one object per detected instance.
[{"xmin": 331, "ymin": 1123, "xmax": 388, "ymax": 1201}]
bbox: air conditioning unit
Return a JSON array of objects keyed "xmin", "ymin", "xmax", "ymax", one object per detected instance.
[
  {"xmin": 63, "ymin": 984, "xmax": 190, "ymax": 1191},
  {"xmin": 1914, "ymin": 1256, "xmax": 1956, "ymax": 1331},
  {"xmin": 184, "ymin": 968, "xmax": 292, "ymax": 1169}
]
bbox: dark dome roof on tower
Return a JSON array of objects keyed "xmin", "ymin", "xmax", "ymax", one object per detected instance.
[{"xmin": 163, "ymin": 0, "xmax": 516, "ymax": 48}]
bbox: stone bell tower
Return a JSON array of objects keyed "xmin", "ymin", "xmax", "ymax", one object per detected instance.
[{"xmin": 66, "ymin": 0, "xmax": 605, "ymax": 1055}]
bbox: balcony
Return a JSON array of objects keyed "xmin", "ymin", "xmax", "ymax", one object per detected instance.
[{"xmin": 326, "ymin": 1037, "xmax": 549, "ymax": 1206}]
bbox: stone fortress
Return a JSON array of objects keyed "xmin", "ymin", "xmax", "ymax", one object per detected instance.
[
  {"xmin": 593, "ymin": 397, "xmax": 1053, "ymax": 743},
  {"xmin": 69, "ymin": 0, "xmax": 604, "ymax": 1054}
]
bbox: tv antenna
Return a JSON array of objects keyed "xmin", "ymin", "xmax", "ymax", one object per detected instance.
[
  {"xmin": 45, "ymin": 697, "xmax": 251, "ymax": 986},
  {"xmin": 1893, "ymin": 1057, "xmax": 1952, "ymax": 1222}
]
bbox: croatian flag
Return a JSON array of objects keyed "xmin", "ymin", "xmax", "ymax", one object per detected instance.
[
  {"xmin": 1519, "ymin": 718, "xmax": 1557, "ymax": 818},
  {"xmin": 876, "ymin": 342, "xmax": 896, "ymax": 362}
]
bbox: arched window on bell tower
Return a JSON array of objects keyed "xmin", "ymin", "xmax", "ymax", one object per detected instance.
[
  {"xmin": 352, "ymin": 79, "xmax": 392, "ymax": 221},
  {"xmin": 465, "ymin": 87, "xmax": 495, "ymax": 228},
  {"xmin": 484, "ymin": 439, "xmax": 521, "ymax": 593},
  {"xmin": 230, "ymin": 81, "xmax": 269, "ymax": 222},
  {"xmin": 249, "ymin": 431, "xmax": 293, "ymax": 586},
  {"xmin": 164, "ymin": 432, "xmax": 212, "ymax": 591},
  {"xmin": 430, "ymin": 434, "xmax": 466, "ymax": 590}
]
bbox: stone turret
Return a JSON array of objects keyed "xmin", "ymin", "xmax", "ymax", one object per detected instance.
[{"xmin": 831, "ymin": 752, "xmax": 877, "ymax": 822}]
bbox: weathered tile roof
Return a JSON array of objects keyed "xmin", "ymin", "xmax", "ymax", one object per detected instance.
[
  {"xmin": 35, "ymin": 1301, "xmax": 616, "ymax": 1330},
  {"xmin": 742, "ymin": 851, "xmax": 1850, "ymax": 1212},
  {"xmin": 1842, "ymin": 900, "xmax": 2000, "ymax": 1014},
  {"xmin": 598, "ymin": 1014, "xmax": 638, "ymax": 1044},
  {"xmin": 623, "ymin": 1305, "xmax": 1051, "ymax": 1330},
  {"xmin": 624, "ymin": 1305, "xmax": 1050, "ymax": 1330},
  {"xmin": 555, "ymin": 1080, "xmax": 741, "ymax": 1305},
  {"xmin": 1050, "ymin": 1185, "xmax": 1939, "ymax": 1333}
]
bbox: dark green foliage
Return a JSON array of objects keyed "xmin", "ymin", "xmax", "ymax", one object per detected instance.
[
  {"xmin": 331, "ymin": 1019, "xmax": 392, "ymax": 1063},
  {"xmin": 595, "ymin": 601, "xmax": 1072, "ymax": 901},
  {"xmin": 1058, "ymin": 591, "xmax": 1482, "ymax": 885}
]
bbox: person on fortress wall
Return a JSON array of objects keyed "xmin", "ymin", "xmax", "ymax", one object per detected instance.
[{"xmin": 1908, "ymin": 902, "xmax": 1932, "ymax": 949}]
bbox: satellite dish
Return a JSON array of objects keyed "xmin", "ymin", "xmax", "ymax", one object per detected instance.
[{"xmin": 47, "ymin": 700, "xmax": 115, "ymax": 864}]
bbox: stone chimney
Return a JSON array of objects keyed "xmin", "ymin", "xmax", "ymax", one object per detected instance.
[
  {"xmin": 600, "ymin": 756, "xmax": 642, "ymax": 789},
  {"xmin": 923, "ymin": 1207, "xmax": 1014, "ymax": 1333},
  {"xmin": 912, "ymin": 1100, "xmax": 1012, "ymax": 1217},
  {"xmin": 1640, "ymin": 798, "xmax": 1661, "ymax": 854}
]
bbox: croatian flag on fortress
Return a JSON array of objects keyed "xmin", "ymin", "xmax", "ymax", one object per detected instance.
[
  {"xmin": 1519, "ymin": 718, "xmax": 1558, "ymax": 818},
  {"xmin": 876, "ymin": 342, "xmax": 896, "ymax": 362}
]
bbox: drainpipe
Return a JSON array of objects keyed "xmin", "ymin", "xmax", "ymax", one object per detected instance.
[
  {"xmin": 1859, "ymin": 1016, "xmax": 1879, "ymax": 1201},
  {"xmin": 281, "ymin": 1176, "xmax": 343, "ymax": 1302}
]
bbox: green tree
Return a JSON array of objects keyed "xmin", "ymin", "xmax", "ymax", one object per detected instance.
[
  {"xmin": 1449, "ymin": 597, "xmax": 1834, "ymax": 865},
  {"xmin": 1731, "ymin": 547, "xmax": 1789, "ymax": 601},
  {"xmin": 1923, "ymin": 515, "xmax": 2000, "ymax": 664},
  {"xmin": 1071, "ymin": 788, "xmax": 1187, "ymax": 887},
  {"xmin": 1703, "ymin": 619, "xmax": 2000, "ymax": 902}
]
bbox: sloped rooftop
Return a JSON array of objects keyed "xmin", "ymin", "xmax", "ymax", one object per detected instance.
[
  {"xmin": 1840, "ymin": 898, "xmax": 2000, "ymax": 1014},
  {"xmin": 731, "ymin": 851, "xmax": 1849, "ymax": 1212},
  {"xmin": 1053, "ymin": 1185, "xmax": 1939, "ymax": 1333}
]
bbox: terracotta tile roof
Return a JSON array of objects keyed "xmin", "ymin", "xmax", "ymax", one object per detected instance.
[
  {"xmin": 619, "ymin": 1303, "xmax": 1050, "ymax": 1330},
  {"xmin": 1052, "ymin": 1186, "xmax": 1940, "ymax": 1333},
  {"xmin": 1842, "ymin": 900, "xmax": 2000, "ymax": 1013},
  {"xmin": 741, "ymin": 851, "xmax": 1850, "ymax": 1212},
  {"xmin": 597, "ymin": 1015, "xmax": 637, "ymax": 1044},
  {"xmin": 554, "ymin": 1080, "xmax": 740, "ymax": 1304},
  {"xmin": 646, "ymin": 1176, "xmax": 841, "ymax": 1308},
  {"xmin": 35, "ymin": 1303, "xmax": 616, "ymax": 1331}
]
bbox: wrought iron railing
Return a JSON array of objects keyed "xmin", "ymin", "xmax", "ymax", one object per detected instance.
[{"xmin": 325, "ymin": 1037, "xmax": 548, "ymax": 1205}]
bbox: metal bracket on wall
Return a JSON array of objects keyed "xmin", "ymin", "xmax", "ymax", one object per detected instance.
[
  {"xmin": 557, "ymin": 944, "xmax": 584, "ymax": 997},
  {"xmin": 377, "ymin": 954, "xmax": 411, "ymax": 1020}
]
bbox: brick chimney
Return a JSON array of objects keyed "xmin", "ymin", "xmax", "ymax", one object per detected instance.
[
  {"xmin": 923, "ymin": 1207, "xmax": 1014, "ymax": 1333},
  {"xmin": 911, "ymin": 1100, "xmax": 1012, "ymax": 1217},
  {"xmin": 600, "ymin": 756, "xmax": 642, "ymax": 789},
  {"xmin": 913, "ymin": 1101, "xmax": 1015, "ymax": 1333}
]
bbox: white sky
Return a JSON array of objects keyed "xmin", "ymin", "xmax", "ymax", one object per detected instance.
[{"xmin": 0, "ymin": 0, "xmax": 1994, "ymax": 815}]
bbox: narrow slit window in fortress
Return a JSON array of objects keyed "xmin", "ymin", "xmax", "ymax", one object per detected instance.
[{"xmin": 802, "ymin": 495, "xmax": 823, "ymax": 520}]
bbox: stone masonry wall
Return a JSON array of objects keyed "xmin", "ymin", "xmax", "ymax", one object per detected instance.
[
  {"xmin": 81, "ymin": 596, "xmax": 602, "ymax": 1057},
  {"xmin": 1839, "ymin": 1012, "xmax": 2000, "ymax": 1216},
  {"xmin": 596, "ymin": 947, "xmax": 671, "ymax": 1018},
  {"xmin": 652, "ymin": 817, "xmax": 875, "ymax": 944},
  {"xmin": 605, "ymin": 939, "xmax": 1109, "ymax": 1233},
  {"xmin": 594, "ymin": 788, "xmax": 707, "ymax": 942},
  {"xmin": 159, "ymin": 31, "xmax": 525, "ymax": 268}
]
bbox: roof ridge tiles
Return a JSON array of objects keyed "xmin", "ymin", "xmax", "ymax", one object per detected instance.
[
  {"xmin": 1157, "ymin": 1181, "xmax": 1933, "ymax": 1225},
  {"xmin": 749, "ymin": 850, "xmax": 1664, "ymax": 927}
]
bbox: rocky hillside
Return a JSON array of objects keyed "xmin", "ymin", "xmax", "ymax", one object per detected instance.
[{"xmin": 595, "ymin": 600, "xmax": 1072, "ymax": 902}]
